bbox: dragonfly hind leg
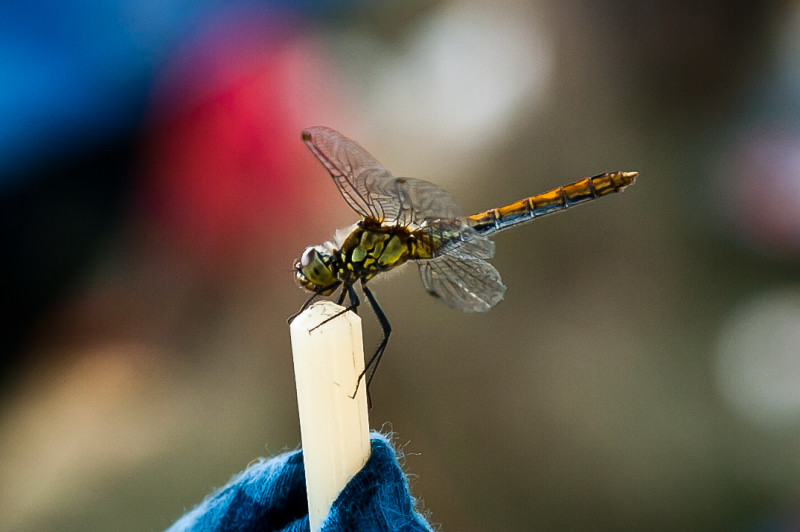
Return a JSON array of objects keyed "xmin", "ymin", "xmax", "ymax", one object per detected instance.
[{"xmin": 350, "ymin": 283, "xmax": 391, "ymax": 406}]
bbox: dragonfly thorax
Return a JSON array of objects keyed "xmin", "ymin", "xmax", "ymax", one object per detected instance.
[{"xmin": 295, "ymin": 220, "xmax": 426, "ymax": 296}]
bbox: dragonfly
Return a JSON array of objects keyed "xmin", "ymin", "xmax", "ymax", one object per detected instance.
[{"xmin": 294, "ymin": 127, "xmax": 637, "ymax": 397}]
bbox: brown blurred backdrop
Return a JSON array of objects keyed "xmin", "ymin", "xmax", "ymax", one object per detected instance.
[{"xmin": 2, "ymin": 1, "xmax": 800, "ymax": 531}]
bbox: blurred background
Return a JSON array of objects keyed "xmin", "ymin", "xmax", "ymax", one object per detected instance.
[{"xmin": 2, "ymin": 0, "xmax": 800, "ymax": 530}]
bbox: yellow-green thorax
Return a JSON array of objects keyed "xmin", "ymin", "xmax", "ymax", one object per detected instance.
[{"xmin": 294, "ymin": 218, "xmax": 436, "ymax": 295}]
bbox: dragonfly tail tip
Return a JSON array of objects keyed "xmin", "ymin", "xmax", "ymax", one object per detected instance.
[{"xmin": 621, "ymin": 171, "xmax": 638, "ymax": 186}]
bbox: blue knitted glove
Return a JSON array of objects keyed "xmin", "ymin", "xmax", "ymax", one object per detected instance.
[{"xmin": 167, "ymin": 432, "xmax": 434, "ymax": 532}]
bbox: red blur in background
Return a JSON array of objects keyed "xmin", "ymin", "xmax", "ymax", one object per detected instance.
[{"xmin": 137, "ymin": 10, "xmax": 340, "ymax": 267}]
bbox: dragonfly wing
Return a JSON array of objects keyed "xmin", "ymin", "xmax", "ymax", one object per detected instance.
[
  {"xmin": 303, "ymin": 127, "xmax": 464, "ymax": 225},
  {"xmin": 373, "ymin": 176, "xmax": 465, "ymax": 226},
  {"xmin": 303, "ymin": 127, "xmax": 393, "ymax": 220},
  {"xmin": 418, "ymin": 253, "xmax": 506, "ymax": 313},
  {"xmin": 427, "ymin": 222, "xmax": 495, "ymax": 259}
]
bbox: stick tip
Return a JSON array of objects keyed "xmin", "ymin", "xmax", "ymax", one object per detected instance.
[{"xmin": 291, "ymin": 301, "xmax": 360, "ymax": 334}]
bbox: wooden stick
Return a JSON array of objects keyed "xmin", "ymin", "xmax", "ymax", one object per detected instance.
[{"xmin": 290, "ymin": 301, "xmax": 371, "ymax": 531}]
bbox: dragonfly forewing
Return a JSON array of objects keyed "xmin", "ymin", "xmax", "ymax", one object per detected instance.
[
  {"xmin": 303, "ymin": 127, "xmax": 466, "ymax": 226},
  {"xmin": 303, "ymin": 127, "xmax": 393, "ymax": 220}
]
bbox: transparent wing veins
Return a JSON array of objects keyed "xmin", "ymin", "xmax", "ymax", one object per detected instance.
[
  {"xmin": 303, "ymin": 127, "xmax": 389, "ymax": 220},
  {"xmin": 418, "ymin": 253, "xmax": 506, "ymax": 313},
  {"xmin": 302, "ymin": 127, "xmax": 464, "ymax": 226}
]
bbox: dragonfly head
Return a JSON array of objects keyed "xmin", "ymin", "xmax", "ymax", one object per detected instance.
[{"xmin": 295, "ymin": 245, "xmax": 341, "ymax": 295}]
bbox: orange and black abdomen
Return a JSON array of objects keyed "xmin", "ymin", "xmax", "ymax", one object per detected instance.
[{"xmin": 466, "ymin": 171, "xmax": 637, "ymax": 236}]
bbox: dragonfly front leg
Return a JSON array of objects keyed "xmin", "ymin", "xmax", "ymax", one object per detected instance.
[{"xmin": 288, "ymin": 292, "xmax": 319, "ymax": 324}]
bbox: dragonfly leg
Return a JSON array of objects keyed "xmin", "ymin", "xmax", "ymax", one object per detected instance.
[
  {"xmin": 288, "ymin": 292, "xmax": 319, "ymax": 324},
  {"xmin": 344, "ymin": 283, "xmax": 360, "ymax": 315},
  {"xmin": 310, "ymin": 283, "xmax": 360, "ymax": 332},
  {"xmin": 336, "ymin": 285, "xmax": 347, "ymax": 306},
  {"xmin": 351, "ymin": 283, "xmax": 391, "ymax": 406}
]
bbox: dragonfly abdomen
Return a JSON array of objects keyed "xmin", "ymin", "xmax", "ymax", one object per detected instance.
[{"xmin": 466, "ymin": 171, "xmax": 637, "ymax": 236}]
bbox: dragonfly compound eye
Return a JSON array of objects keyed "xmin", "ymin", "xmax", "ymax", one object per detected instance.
[
  {"xmin": 297, "ymin": 246, "xmax": 338, "ymax": 292},
  {"xmin": 300, "ymin": 247, "xmax": 316, "ymax": 268}
]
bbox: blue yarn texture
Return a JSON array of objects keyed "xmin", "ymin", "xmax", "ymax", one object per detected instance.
[{"xmin": 166, "ymin": 432, "xmax": 434, "ymax": 532}]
